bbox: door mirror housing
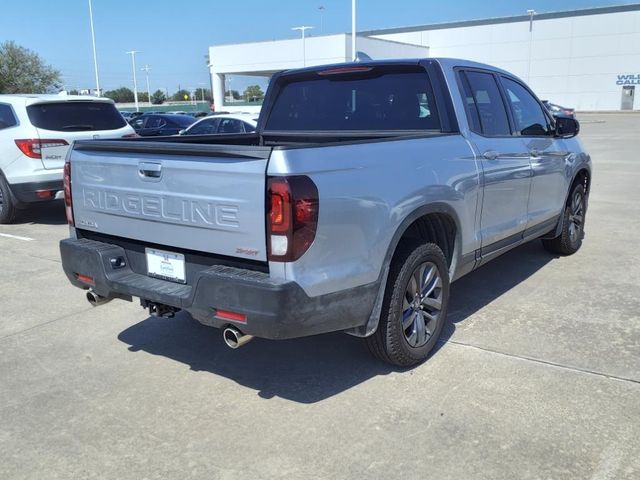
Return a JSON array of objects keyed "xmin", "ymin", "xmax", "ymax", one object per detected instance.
[{"xmin": 555, "ymin": 116, "xmax": 580, "ymax": 138}]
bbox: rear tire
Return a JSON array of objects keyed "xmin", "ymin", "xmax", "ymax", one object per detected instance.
[
  {"xmin": 542, "ymin": 183, "xmax": 586, "ymax": 256},
  {"xmin": 366, "ymin": 242, "xmax": 450, "ymax": 367},
  {"xmin": 0, "ymin": 176, "xmax": 18, "ymax": 224}
]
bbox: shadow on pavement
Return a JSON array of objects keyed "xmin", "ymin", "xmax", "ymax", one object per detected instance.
[
  {"xmin": 118, "ymin": 241, "xmax": 554, "ymax": 403},
  {"xmin": 14, "ymin": 200, "xmax": 66, "ymax": 225}
]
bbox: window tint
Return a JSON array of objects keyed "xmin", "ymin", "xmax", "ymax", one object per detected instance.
[
  {"xmin": 217, "ymin": 118, "xmax": 244, "ymax": 133},
  {"xmin": 185, "ymin": 118, "xmax": 219, "ymax": 135},
  {"xmin": 0, "ymin": 104, "xmax": 17, "ymax": 129},
  {"xmin": 27, "ymin": 101, "xmax": 126, "ymax": 131},
  {"xmin": 243, "ymin": 122, "xmax": 256, "ymax": 133},
  {"xmin": 462, "ymin": 71, "xmax": 511, "ymax": 136},
  {"xmin": 501, "ymin": 77, "xmax": 552, "ymax": 136},
  {"xmin": 145, "ymin": 116, "xmax": 163, "ymax": 128},
  {"xmin": 265, "ymin": 68, "xmax": 441, "ymax": 131}
]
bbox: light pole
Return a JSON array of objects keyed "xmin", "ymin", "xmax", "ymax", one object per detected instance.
[
  {"xmin": 318, "ymin": 5, "xmax": 325, "ymax": 34},
  {"xmin": 126, "ymin": 51, "xmax": 140, "ymax": 111},
  {"xmin": 526, "ymin": 9, "xmax": 536, "ymax": 83},
  {"xmin": 141, "ymin": 64, "xmax": 152, "ymax": 106},
  {"xmin": 292, "ymin": 26, "xmax": 313, "ymax": 67},
  {"xmin": 351, "ymin": 0, "xmax": 357, "ymax": 61},
  {"xmin": 88, "ymin": 0, "xmax": 100, "ymax": 96}
]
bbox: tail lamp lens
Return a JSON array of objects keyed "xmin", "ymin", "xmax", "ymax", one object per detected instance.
[
  {"xmin": 267, "ymin": 176, "xmax": 318, "ymax": 262},
  {"xmin": 63, "ymin": 161, "xmax": 74, "ymax": 226},
  {"xmin": 15, "ymin": 139, "xmax": 68, "ymax": 159}
]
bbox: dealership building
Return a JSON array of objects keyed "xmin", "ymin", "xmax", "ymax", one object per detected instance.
[{"xmin": 209, "ymin": 3, "xmax": 640, "ymax": 112}]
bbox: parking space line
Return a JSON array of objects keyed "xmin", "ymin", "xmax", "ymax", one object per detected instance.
[{"xmin": 0, "ymin": 233, "xmax": 34, "ymax": 242}]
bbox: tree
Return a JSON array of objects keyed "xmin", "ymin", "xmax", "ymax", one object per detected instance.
[
  {"xmin": 68, "ymin": 89, "xmax": 79, "ymax": 95},
  {"xmin": 195, "ymin": 87, "xmax": 212, "ymax": 103},
  {"xmin": 151, "ymin": 89, "xmax": 166, "ymax": 105},
  {"xmin": 243, "ymin": 85, "xmax": 264, "ymax": 102},
  {"xmin": 103, "ymin": 87, "xmax": 135, "ymax": 103},
  {"xmin": 171, "ymin": 89, "xmax": 191, "ymax": 101},
  {"xmin": 0, "ymin": 41, "xmax": 61, "ymax": 93},
  {"xmin": 225, "ymin": 89, "xmax": 240, "ymax": 100},
  {"xmin": 138, "ymin": 92, "xmax": 149, "ymax": 103}
]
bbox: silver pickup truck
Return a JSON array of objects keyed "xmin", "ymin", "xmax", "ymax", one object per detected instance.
[{"xmin": 60, "ymin": 58, "xmax": 591, "ymax": 366}]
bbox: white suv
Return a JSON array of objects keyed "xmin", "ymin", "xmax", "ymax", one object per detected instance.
[{"xmin": 0, "ymin": 94, "xmax": 136, "ymax": 223}]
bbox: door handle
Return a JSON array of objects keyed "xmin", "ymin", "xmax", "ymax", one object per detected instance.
[
  {"xmin": 482, "ymin": 150, "xmax": 499, "ymax": 160},
  {"xmin": 138, "ymin": 162, "xmax": 162, "ymax": 180}
]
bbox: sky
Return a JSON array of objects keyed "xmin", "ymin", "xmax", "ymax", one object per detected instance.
[{"xmin": 0, "ymin": 0, "xmax": 636, "ymax": 95}]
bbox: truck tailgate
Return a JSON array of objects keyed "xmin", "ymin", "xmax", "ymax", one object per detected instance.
[{"xmin": 70, "ymin": 140, "xmax": 272, "ymax": 261}]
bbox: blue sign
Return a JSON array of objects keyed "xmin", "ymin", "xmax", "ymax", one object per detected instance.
[{"xmin": 617, "ymin": 74, "xmax": 640, "ymax": 85}]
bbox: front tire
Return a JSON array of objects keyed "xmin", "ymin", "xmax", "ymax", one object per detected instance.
[
  {"xmin": 0, "ymin": 176, "xmax": 18, "ymax": 224},
  {"xmin": 542, "ymin": 183, "xmax": 586, "ymax": 255},
  {"xmin": 366, "ymin": 242, "xmax": 450, "ymax": 367}
]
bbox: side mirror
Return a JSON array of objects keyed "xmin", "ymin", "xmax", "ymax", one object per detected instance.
[{"xmin": 555, "ymin": 116, "xmax": 579, "ymax": 138}]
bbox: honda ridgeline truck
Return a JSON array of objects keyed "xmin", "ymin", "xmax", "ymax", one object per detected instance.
[{"xmin": 60, "ymin": 59, "xmax": 591, "ymax": 366}]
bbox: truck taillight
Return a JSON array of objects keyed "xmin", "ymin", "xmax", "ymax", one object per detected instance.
[
  {"xmin": 15, "ymin": 139, "xmax": 68, "ymax": 159},
  {"xmin": 267, "ymin": 176, "xmax": 318, "ymax": 262},
  {"xmin": 63, "ymin": 161, "xmax": 74, "ymax": 226}
]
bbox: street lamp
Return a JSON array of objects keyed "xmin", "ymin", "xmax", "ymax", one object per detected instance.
[
  {"xmin": 292, "ymin": 26, "xmax": 313, "ymax": 67},
  {"xmin": 526, "ymin": 9, "xmax": 536, "ymax": 83},
  {"xmin": 318, "ymin": 5, "xmax": 326, "ymax": 34},
  {"xmin": 126, "ymin": 50, "xmax": 140, "ymax": 112},
  {"xmin": 88, "ymin": 0, "xmax": 100, "ymax": 96},
  {"xmin": 352, "ymin": 0, "xmax": 357, "ymax": 61},
  {"xmin": 141, "ymin": 64, "xmax": 152, "ymax": 106}
]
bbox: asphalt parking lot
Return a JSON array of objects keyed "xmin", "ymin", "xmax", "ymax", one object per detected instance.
[{"xmin": 1, "ymin": 113, "xmax": 639, "ymax": 480}]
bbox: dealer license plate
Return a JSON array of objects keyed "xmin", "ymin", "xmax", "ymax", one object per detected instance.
[{"xmin": 145, "ymin": 248, "xmax": 186, "ymax": 283}]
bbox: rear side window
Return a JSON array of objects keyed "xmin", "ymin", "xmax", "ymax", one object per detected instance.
[
  {"xmin": 0, "ymin": 104, "xmax": 18, "ymax": 129},
  {"xmin": 265, "ymin": 67, "xmax": 441, "ymax": 132},
  {"xmin": 461, "ymin": 71, "xmax": 511, "ymax": 136},
  {"xmin": 27, "ymin": 101, "xmax": 126, "ymax": 132},
  {"xmin": 500, "ymin": 77, "xmax": 553, "ymax": 136}
]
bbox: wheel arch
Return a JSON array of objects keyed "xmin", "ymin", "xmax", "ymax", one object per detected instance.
[{"xmin": 346, "ymin": 202, "xmax": 462, "ymax": 338}]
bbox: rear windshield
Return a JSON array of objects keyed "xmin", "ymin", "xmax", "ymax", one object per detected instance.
[
  {"xmin": 265, "ymin": 67, "xmax": 441, "ymax": 132},
  {"xmin": 27, "ymin": 101, "xmax": 127, "ymax": 132}
]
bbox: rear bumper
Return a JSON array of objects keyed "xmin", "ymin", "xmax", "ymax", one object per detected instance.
[
  {"xmin": 60, "ymin": 238, "xmax": 376, "ymax": 339},
  {"xmin": 9, "ymin": 180, "xmax": 64, "ymax": 203}
]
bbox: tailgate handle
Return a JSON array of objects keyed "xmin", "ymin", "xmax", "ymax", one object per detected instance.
[{"xmin": 138, "ymin": 162, "xmax": 162, "ymax": 181}]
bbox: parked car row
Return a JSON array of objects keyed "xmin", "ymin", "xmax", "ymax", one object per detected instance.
[{"xmin": 542, "ymin": 100, "xmax": 576, "ymax": 118}]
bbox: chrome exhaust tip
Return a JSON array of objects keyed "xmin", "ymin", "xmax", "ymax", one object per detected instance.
[
  {"xmin": 86, "ymin": 290, "xmax": 112, "ymax": 307},
  {"xmin": 223, "ymin": 326, "xmax": 254, "ymax": 349}
]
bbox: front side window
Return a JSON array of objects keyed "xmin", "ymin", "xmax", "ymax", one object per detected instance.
[
  {"xmin": 461, "ymin": 71, "xmax": 511, "ymax": 136},
  {"xmin": 265, "ymin": 67, "xmax": 441, "ymax": 132},
  {"xmin": 501, "ymin": 77, "xmax": 552, "ymax": 136},
  {"xmin": 217, "ymin": 118, "xmax": 244, "ymax": 133},
  {"xmin": 0, "ymin": 104, "xmax": 17, "ymax": 129},
  {"xmin": 186, "ymin": 118, "xmax": 219, "ymax": 135}
]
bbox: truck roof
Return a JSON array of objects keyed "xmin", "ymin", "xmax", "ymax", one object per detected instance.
[{"xmin": 281, "ymin": 57, "xmax": 516, "ymax": 79}]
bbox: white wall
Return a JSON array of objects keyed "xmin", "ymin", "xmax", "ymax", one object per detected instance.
[
  {"xmin": 209, "ymin": 35, "xmax": 350, "ymax": 75},
  {"xmin": 373, "ymin": 10, "xmax": 640, "ymax": 111}
]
